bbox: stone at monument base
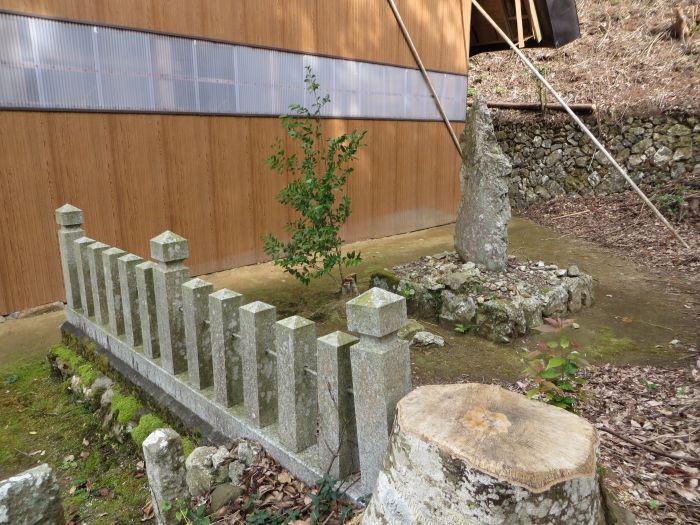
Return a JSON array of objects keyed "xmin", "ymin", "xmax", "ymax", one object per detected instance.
[
  {"xmin": 372, "ymin": 254, "xmax": 594, "ymax": 343},
  {"xmin": 361, "ymin": 384, "xmax": 604, "ymax": 525}
]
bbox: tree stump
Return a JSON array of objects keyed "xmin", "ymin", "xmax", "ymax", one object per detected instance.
[{"xmin": 361, "ymin": 383, "xmax": 604, "ymax": 525}]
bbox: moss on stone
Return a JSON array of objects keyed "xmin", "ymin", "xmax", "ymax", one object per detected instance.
[
  {"xmin": 111, "ymin": 392, "xmax": 143, "ymax": 425},
  {"xmin": 49, "ymin": 344, "xmax": 85, "ymax": 371},
  {"xmin": 370, "ymin": 270, "xmax": 401, "ymax": 291},
  {"xmin": 76, "ymin": 363, "xmax": 100, "ymax": 387},
  {"xmin": 182, "ymin": 437, "xmax": 195, "ymax": 459},
  {"xmin": 130, "ymin": 413, "xmax": 166, "ymax": 448}
]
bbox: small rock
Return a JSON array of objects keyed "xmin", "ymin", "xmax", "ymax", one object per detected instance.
[
  {"xmin": 210, "ymin": 483, "xmax": 244, "ymax": 513},
  {"xmin": 0, "ymin": 464, "xmax": 65, "ymax": 525},
  {"xmin": 411, "ymin": 331, "xmax": 445, "ymax": 347},
  {"xmin": 211, "ymin": 446, "xmax": 230, "ymax": 470},
  {"xmin": 228, "ymin": 460, "xmax": 246, "ymax": 484},
  {"xmin": 398, "ymin": 319, "xmax": 425, "ymax": 340},
  {"xmin": 444, "ymin": 271, "xmax": 470, "ymax": 291},
  {"xmin": 653, "ymin": 146, "xmax": 673, "ymax": 166},
  {"xmin": 567, "ymin": 265, "xmax": 580, "ymax": 277},
  {"xmin": 572, "ymin": 323, "xmax": 580, "ymax": 330},
  {"xmin": 236, "ymin": 441, "xmax": 261, "ymax": 467},
  {"xmin": 556, "ymin": 269, "xmax": 567, "ymax": 278},
  {"xmin": 185, "ymin": 446, "xmax": 218, "ymax": 497}
]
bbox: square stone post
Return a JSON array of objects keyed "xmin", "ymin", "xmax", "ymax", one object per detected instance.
[
  {"xmin": 151, "ymin": 231, "xmax": 189, "ymax": 375},
  {"xmin": 73, "ymin": 236, "xmax": 94, "ymax": 316},
  {"xmin": 275, "ymin": 316, "xmax": 318, "ymax": 453},
  {"xmin": 102, "ymin": 247, "xmax": 126, "ymax": 336},
  {"xmin": 182, "ymin": 278, "xmax": 214, "ymax": 390},
  {"xmin": 240, "ymin": 301, "xmax": 277, "ymax": 428},
  {"xmin": 317, "ymin": 331, "xmax": 359, "ymax": 479},
  {"xmin": 346, "ymin": 287, "xmax": 412, "ymax": 493},
  {"xmin": 209, "ymin": 289, "xmax": 244, "ymax": 407},
  {"xmin": 136, "ymin": 261, "xmax": 160, "ymax": 359},
  {"xmin": 87, "ymin": 242, "xmax": 110, "ymax": 325},
  {"xmin": 55, "ymin": 204, "xmax": 84, "ymax": 310},
  {"xmin": 118, "ymin": 253, "xmax": 144, "ymax": 347}
]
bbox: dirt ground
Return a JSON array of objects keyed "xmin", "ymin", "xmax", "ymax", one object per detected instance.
[{"xmin": 520, "ymin": 185, "xmax": 700, "ymax": 276}]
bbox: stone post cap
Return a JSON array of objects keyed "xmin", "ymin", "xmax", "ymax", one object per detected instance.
[
  {"xmin": 240, "ymin": 301, "xmax": 275, "ymax": 315},
  {"xmin": 135, "ymin": 260, "xmax": 157, "ymax": 270},
  {"xmin": 103, "ymin": 247, "xmax": 126, "ymax": 257},
  {"xmin": 55, "ymin": 204, "xmax": 83, "ymax": 226},
  {"xmin": 318, "ymin": 331, "xmax": 358, "ymax": 348},
  {"xmin": 118, "ymin": 253, "xmax": 143, "ymax": 263},
  {"xmin": 150, "ymin": 230, "xmax": 189, "ymax": 263},
  {"xmin": 182, "ymin": 277, "xmax": 213, "ymax": 290},
  {"xmin": 346, "ymin": 287, "xmax": 407, "ymax": 338},
  {"xmin": 87, "ymin": 241, "xmax": 110, "ymax": 252},
  {"xmin": 276, "ymin": 315, "xmax": 314, "ymax": 331},
  {"xmin": 210, "ymin": 288, "xmax": 242, "ymax": 301}
]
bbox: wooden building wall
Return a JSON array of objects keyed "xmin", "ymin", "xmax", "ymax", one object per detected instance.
[
  {"xmin": 0, "ymin": 113, "xmax": 463, "ymax": 313},
  {"xmin": 0, "ymin": 0, "xmax": 468, "ymax": 313},
  {"xmin": 0, "ymin": 0, "xmax": 469, "ymax": 74}
]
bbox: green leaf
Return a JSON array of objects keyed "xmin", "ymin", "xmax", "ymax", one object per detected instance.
[
  {"xmin": 538, "ymin": 369, "xmax": 560, "ymax": 379},
  {"xmin": 559, "ymin": 336, "xmax": 570, "ymax": 349},
  {"xmin": 526, "ymin": 387, "xmax": 540, "ymax": 399},
  {"xmin": 546, "ymin": 357, "xmax": 566, "ymax": 369},
  {"xmin": 546, "ymin": 340, "xmax": 560, "ymax": 349}
]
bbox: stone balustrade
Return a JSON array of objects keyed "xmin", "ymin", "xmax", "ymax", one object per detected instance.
[{"xmin": 55, "ymin": 204, "xmax": 411, "ymax": 497}]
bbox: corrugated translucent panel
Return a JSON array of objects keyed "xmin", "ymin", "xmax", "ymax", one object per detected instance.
[
  {"xmin": 97, "ymin": 27, "xmax": 153, "ymax": 110},
  {"xmin": 0, "ymin": 12, "xmax": 467, "ymax": 120},
  {"xmin": 0, "ymin": 16, "xmax": 39, "ymax": 106},
  {"xmin": 196, "ymin": 40, "xmax": 237, "ymax": 113}
]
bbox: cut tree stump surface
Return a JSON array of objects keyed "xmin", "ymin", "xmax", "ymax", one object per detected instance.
[{"xmin": 397, "ymin": 383, "xmax": 598, "ymax": 493}]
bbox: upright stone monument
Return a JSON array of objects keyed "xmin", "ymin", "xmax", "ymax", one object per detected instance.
[{"xmin": 455, "ymin": 94, "xmax": 512, "ymax": 272}]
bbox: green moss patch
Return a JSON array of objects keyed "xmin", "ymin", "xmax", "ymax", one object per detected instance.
[
  {"xmin": 130, "ymin": 413, "xmax": 166, "ymax": 447},
  {"xmin": 588, "ymin": 327, "xmax": 637, "ymax": 357},
  {"xmin": 49, "ymin": 344, "xmax": 101, "ymax": 387},
  {"xmin": 111, "ymin": 393, "xmax": 143, "ymax": 425},
  {"xmin": 0, "ymin": 358, "xmax": 148, "ymax": 524}
]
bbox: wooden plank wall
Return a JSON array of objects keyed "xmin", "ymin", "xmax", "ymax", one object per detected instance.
[
  {"xmin": 0, "ymin": 113, "xmax": 463, "ymax": 313},
  {"xmin": 0, "ymin": 0, "xmax": 468, "ymax": 74},
  {"xmin": 0, "ymin": 0, "xmax": 469, "ymax": 312}
]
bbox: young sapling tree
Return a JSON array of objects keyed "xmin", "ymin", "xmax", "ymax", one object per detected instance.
[{"xmin": 263, "ymin": 67, "xmax": 366, "ymax": 290}]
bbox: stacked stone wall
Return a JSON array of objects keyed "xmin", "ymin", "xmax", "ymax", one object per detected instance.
[{"xmin": 493, "ymin": 113, "xmax": 700, "ymax": 207}]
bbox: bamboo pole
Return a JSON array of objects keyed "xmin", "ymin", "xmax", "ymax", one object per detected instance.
[
  {"xmin": 469, "ymin": 0, "xmax": 690, "ymax": 249},
  {"xmin": 386, "ymin": 0, "xmax": 462, "ymax": 154}
]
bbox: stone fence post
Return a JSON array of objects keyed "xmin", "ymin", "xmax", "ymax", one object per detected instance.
[
  {"xmin": 74, "ymin": 236, "xmax": 95, "ymax": 316},
  {"xmin": 209, "ymin": 289, "xmax": 244, "ymax": 407},
  {"xmin": 317, "ymin": 331, "xmax": 359, "ymax": 479},
  {"xmin": 240, "ymin": 301, "xmax": 277, "ymax": 428},
  {"xmin": 275, "ymin": 315, "xmax": 318, "ymax": 453},
  {"xmin": 151, "ymin": 231, "xmax": 189, "ymax": 375},
  {"xmin": 136, "ymin": 261, "xmax": 159, "ymax": 359},
  {"xmin": 346, "ymin": 287, "xmax": 412, "ymax": 493},
  {"xmin": 182, "ymin": 277, "xmax": 214, "ymax": 390},
  {"xmin": 55, "ymin": 204, "xmax": 84, "ymax": 310}
]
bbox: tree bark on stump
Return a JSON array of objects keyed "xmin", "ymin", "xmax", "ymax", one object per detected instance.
[{"xmin": 361, "ymin": 384, "xmax": 604, "ymax": 525}]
